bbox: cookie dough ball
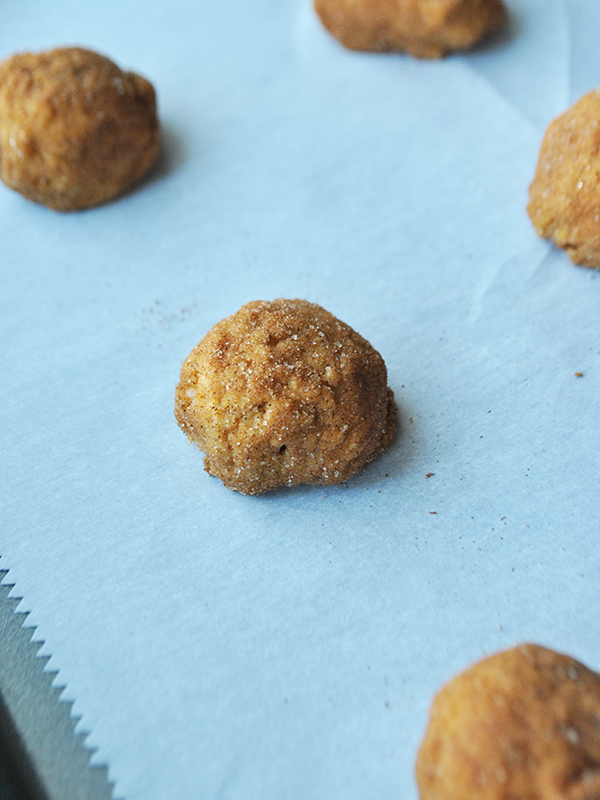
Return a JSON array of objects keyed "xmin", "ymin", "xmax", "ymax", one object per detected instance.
[
  {"xmin": 314, "ymin": 0, "xmax": 507, "ymax": 58},
  {"xmin": 416, "ymin": 644, "xmax": 600, "ymax": 800},
  {"xmin": 0, "ymin": 47, "xmax": 160, "ymax": 210},
  {"xmin": 528, "ymin": 90, "xmax": 600, "ymax": 269},
  {"xmin": 175, "ymin": 299, "xmax": 396, "ymax": 495}
]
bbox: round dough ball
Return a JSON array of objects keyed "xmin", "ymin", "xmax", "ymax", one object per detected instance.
[
  {"xmin": 416, "ymin": 644, "xmax": 600, "ymax": 800},
  {"xmin": 528, "ymin": 90, "xmax": 600, "ymax": 269},
  {"xmin": 174, "ymin": 299, "xmax": 397, "ymax": 495},
  {"xmin": 0, "ymin": 47, "xmax": 160, "ymax": 210},
  {"xmin": 313, "ymin": 0, "xmax": 507, "ymax": 59}
]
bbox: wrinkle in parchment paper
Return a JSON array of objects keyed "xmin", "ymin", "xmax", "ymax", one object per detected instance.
[{"xmin": 1, "ymin": 3, "xmax": 600, "ymax": 800}]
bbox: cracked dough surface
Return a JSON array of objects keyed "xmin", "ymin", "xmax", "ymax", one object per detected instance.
[
  {"xmin": 174, "ymin": 298, "xmax": 396, "ymax": 495},
  {"xmin": 528, "ymin": 90, "xmax": 600, "ymax": 269},
  {"xmin": 0, "ymin": 47, "xmax": 160, "ymax": 210},
  {"xmin": 416, "ymin": 644, "xmax": 600, "ymax": 800},
  {"xmin": 313, "ymin": 0, "xmax": 506, "ymax": 58}
]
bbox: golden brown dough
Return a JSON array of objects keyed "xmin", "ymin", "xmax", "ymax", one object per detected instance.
[
  {"xmin": 0, "ymin": 47, "xmax": 160, "ymax": 210},
  {"xmin": 313, "ymin": 0, "xmax": 507, "ymax": 58},
  {"xmin": 528, "ymin": 90, "xmax": 600, "ymax": 269},
  {"xmin": 416, "ymin": 644, "xmax": 600, "ymax": 800},
  {"xmin": 174, "ymin": 299, "xmax": 396, "ymax": 495}
]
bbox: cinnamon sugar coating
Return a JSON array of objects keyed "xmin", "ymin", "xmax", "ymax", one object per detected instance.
[
  {"xmin": 314, "ymin": 0, "xmax": 507, "ymax": 58},
  {"xmin": 416, "ymin": 644, "xmax": 600, "ymax": 800},
  {"xmin": 174, "ymin": 299, "xmax": 396, "ymax": 495},
  {"xmin": 528, "ymin": 90, "xmax": 600, "ymax": 269},
  {"xmin": 0, "ymin": 47, "xmax": 160, "ymax": 210}
]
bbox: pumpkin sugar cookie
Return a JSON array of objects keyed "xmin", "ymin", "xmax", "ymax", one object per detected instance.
[
  {"xmin": 416, "ymin": 643, "xmax": 600, "ymax": 800},
  {"xmin": 528, "ymin": 90, "xmax": 600, "ymax": 269},
  {"xmin": 0, "ymin": 47, "xmax": 160, "ymax": 210},
  {"xmin": 175, "ymin": 299, "xmax": 397, "ymax": 495},
  {"xmin": 313, "ymin": 0, "xmax": 507, "ymax": 59}
]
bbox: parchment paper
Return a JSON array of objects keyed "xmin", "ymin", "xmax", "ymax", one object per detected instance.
[{"xmin": 1, "ymin": 1, "xmax": 599, "ymax": 798}]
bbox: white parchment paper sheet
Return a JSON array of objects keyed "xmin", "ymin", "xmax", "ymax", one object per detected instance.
[{"xmin": 1, "ymin": 1, "xmax": 599, "ymax": 798}]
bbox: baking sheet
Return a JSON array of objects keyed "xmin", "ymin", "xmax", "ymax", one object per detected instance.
[{"xmin": 1, "ymin": 1, "xmax": 600, "ymax": 798}]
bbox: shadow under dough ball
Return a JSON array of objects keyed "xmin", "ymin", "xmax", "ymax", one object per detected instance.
[
  {"xmin": 175, "ymin": 298, "xmax": 397, "ymax": 495},
  {"xmin": 313, "ymin": 0, "xmax": 507, "ymax": 58},
  {"xmin": 0, "ymin": 47, "xmax": 160, "ymax": 210},
  {"xmin": 416, "ymin": 643, "xmax": 600, "ymax": 800},
  {"xmin": 528, "ymin": 89, "xmax": 600, "ymax": 269}
]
